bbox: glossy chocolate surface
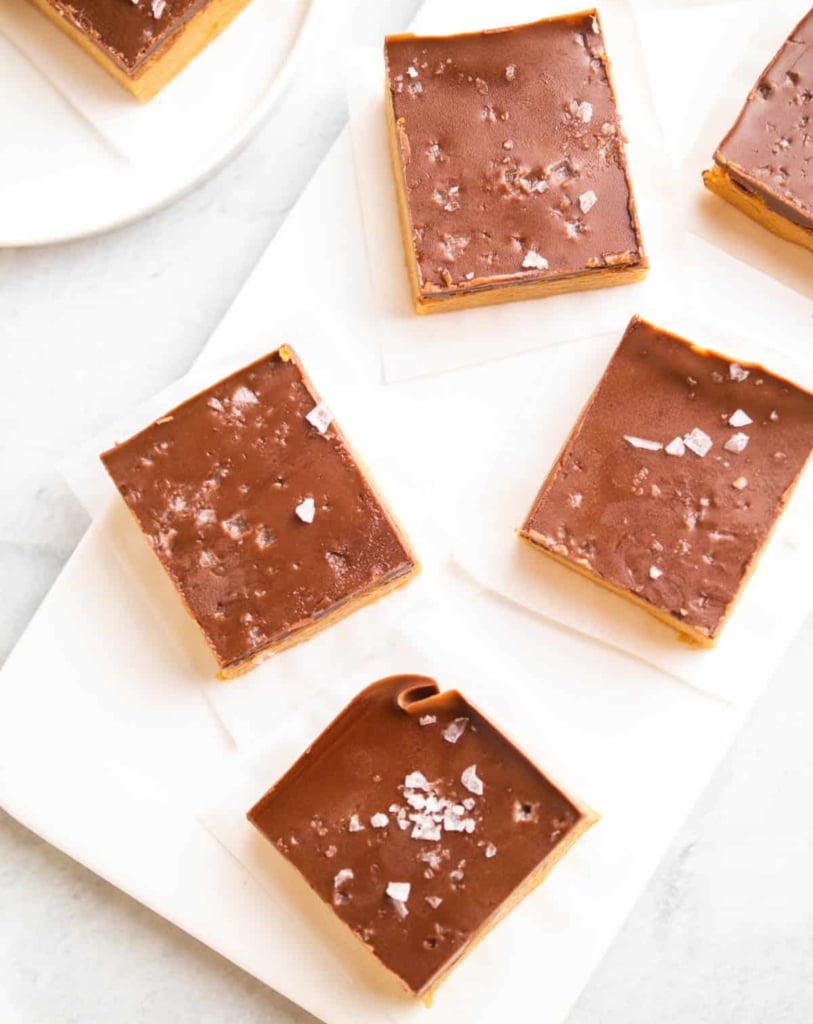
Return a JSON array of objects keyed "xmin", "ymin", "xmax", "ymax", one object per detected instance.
[
  {"xmin": 522, "ymin": 318, "xmax": 813, "ymax": 641},
  {"xmin": 715, "ymin": 8, "xmax": 813, "ymax": 230},
  {"xmin": 46, "ymin": 0, "xmax": 207, "ymax": 72},
  {"xmin": 385, "ymin": 11, "xmax": 645, "ymax": 299},
  {"xmin": 101, "ymin": 349, "xmax": 416, "ymax": 670},
  {"xmin": 248, "ymin": 675, "xmax": 588, "ymax": 995}
]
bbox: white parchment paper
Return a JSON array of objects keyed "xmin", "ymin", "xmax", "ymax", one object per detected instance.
[{"xmin": 346, "ymin": 0, "xmax": 685, "ymax": 382}]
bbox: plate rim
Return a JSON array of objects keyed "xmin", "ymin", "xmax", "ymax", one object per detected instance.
[{"xmin": 0, "ymin": 0, "xmax": 321, "ymax": 249}]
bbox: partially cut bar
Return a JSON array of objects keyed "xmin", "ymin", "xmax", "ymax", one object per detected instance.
[
  {"xmin": 703, "ymin": 9, "xmax": 813, "ymax": 253},
  {"xmin": 384, "ymin": 11, "xmax": 647, "ymax": 314},
  {"xmin": 248, "ymin": 674, "xmax": 596, "ymax": 998},
  {"xmin": 27, "ymin": 0, "xmax": 253, "ymax": 101},
  {"xmin": 101, "ymin": 348, "xmax": 419, "ymax": 677},
  {"xmin": 520, "ymin": 316, "xmax": 813, "ymax": 646}
]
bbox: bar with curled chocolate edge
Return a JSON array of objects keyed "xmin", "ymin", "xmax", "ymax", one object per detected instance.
[
  {"xmin": 100, "ymin": 347, "xmax": 419, "ymax": 678},
  {"xmin": 248, "ymin": 674, "xmax": 597, "ymax": 999},
  {"xmin": 520, "ymin": 316, "xmax": 813, "ymax": 647},
  {"xmin": 384, "ymin": 10, "xmax": 647, "ymax": 314},
  {"xmin": 25, "ymin": 0, "xmax": 254, "ymax": 101},
  {"xmin": 703, "ymin": 8, "xmax": 813, "ymax": 254}
]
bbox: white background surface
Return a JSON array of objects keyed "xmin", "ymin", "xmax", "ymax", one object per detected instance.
[{"xmin": 1, "ymin": 1, "xmax": 812, "ymax": 1022}]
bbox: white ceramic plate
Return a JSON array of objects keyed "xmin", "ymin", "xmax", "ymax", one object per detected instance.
[{"xmin": 0, "ymin": 0, "xmax": 318, "ymax": 247}]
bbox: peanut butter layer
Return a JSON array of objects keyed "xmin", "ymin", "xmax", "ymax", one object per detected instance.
[
  {"xmin": 248, "ymin": 675, "xmax": 596, "ymax": 998},
  {"xmin": 709, "ymin": 8, "xmax": 813, "ymax": 236},
  {"xmin": 521, "ymin": 317, "xmax": 813, "ymax": 645},
  {"xmin": 384, "ymin": 11, "xmax": 646, "ymax": 310},
  {"xmin": 100, "ymin": 349, "xmax": 418, "ymax": 675},
  {"xmin": 37, "ymin": 0, "xmax": 209, "ymax": 74}
]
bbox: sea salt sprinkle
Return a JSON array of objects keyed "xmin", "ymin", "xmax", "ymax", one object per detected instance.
[
  {"xmin": 578, "ymin": 190, "xmax": 598, "ymax": 213},
  {"xmin": 295, "ymin": 497, "xmax": 315, "ymax": 523},
  {"xmin": 386, "ymin": 881, "xmax": 411, "ymax": 902},
  {"xmin": 683, "ymin": 428, "xmax": 713, "ymax": 458},
  {"xmin": 460, "ymin": 765, "xmax": 484, "ymax": 796},
  {"xmin": 442, "ymin": 718, "xmax": 469, "ymax": 744},
  {"xmin": 649, "ymin": 566, "xmax": 663, "ymax": 580},
  {"xmin": 521, "ymin": 251, "xmax": 549, "ymax": 270},
  {"xmin": 729, "ymin": 363, "xmax": 750, "ymax": 382},
  {"xmin": 665, "ymin": 437, "xmax": 686, "ymax": 457},
  {"xmin": 724, "ymin": 432, "xmax": 750, "ymax": 454},
  {"xmin": 624, "ymin": 435, "xmax": 663, "ymax": 451},
  {"xmin": 370, "ymin": 812, "xmax": 389, "ymax": 828},
  {"xmin": 728, "ymin": 409, "xmax": 753, "ymax": 428},
  {"xmin": 419, "ymin": 714, "xmax": 437, "ymax": 726},
  {"xmin": 334, "ymin": 869, "xmax": 354, "ymax": 889},
  {"xmin": 232, "ymin": 385, "xmax": 259, "ymax": 406},
  {"xmin": 305, "ymin": 401, "xmax": 333, "ymax": 434}
]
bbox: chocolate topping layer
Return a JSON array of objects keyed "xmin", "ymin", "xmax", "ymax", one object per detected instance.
[
  {"xmin": 522, "ymin": 317, "xmax": 813, "ymax": 642},
  {"xmin": 45, "ymin": 0, "xmax": 208, "ymax": 72},
  {"xmin": 101, "ymin": 349, "xmax": 417, "ymax": 671},
  {"xmin": 715, "ymin": 8, "xmax": 813, "ymax": 230},
  {"xmin": 385, "ymin": 11, "xmax": 645, "ymax": 298},
  {"xmin": 248, "ymin": 675, "xmax": 592, "ymax": 997}
]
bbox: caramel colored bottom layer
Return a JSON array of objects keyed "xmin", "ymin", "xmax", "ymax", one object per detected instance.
[
  {"xmin": 27, "ymin": 0, "xmax": 253, "ymax": 102},
  {"xmin": 518, "ymin": 529, "xmax": 716, "ymax": 648},
  {"xmin": 412, "ymin": 262, "xmax": 648, "ymax": 315},
  {"xmin": 703, "ymin": 163, "xmax": 813, "ymax": 256},
  {"xmin": 218, "ymin": 561, "xmax": 421, "ymax": 680},
  {"xmin": 385, "ymin": 89, "xmax": 647, "ymax": 316}
]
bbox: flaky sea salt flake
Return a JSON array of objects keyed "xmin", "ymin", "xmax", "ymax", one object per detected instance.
[
  {"xmin": 724, "ymin": 432, "xmax": 749, "ymax": 454},
  {"xmin": 683, "ymin": 428, "xmax": 713, "ymax": 458},
  {"xmin": 443, "ymin": 717, "xmax": 469, "ymax": 744},
  {"xmin": 579, "ymin": 190, "xmax": 598, "ymax": 213},
  {"xmin": 461, "ymin": 764, "xmax": 484, "ymax": 796},
  {"xmin": 305, "ymin": 401, "xmax": 332, "ymax": 434},
  {"xmin": 729, "ymin": 363, "xmax": 750, "ymax": 382},
  {"xmin": 404, "ymin": 770, "xmax": 431, "ymax": 791},
  {"xmin": 334, "ymin": 869, "xmax": 354, "ymax": 888},
  {"xmin": 522, "ymin": 250, "xmax": 549, "ymax": 271},
  {"xmin": 295, "ymin": 497, "xmax": 315, "ymax": 523},
  {"xmin": 386, "ymin": 881, "xmax": 411, "ymax": 902},
  {"xmin": 665, "ymin": 437, "xmax": 685, "ymax": 457},
  {"xmin": 232, "ymin": 385, "xmax": 259, "ymax": 406},
  {"xmin": 624, "ymin": 435, "xmax": 663, "ymax": 452},
  {"xmin": 370, "ymin": 812, "xmax": 389, "ymax": 828},
  {"xmin": 419, "ymin": 714, "xmax": 436, "ymax": 726},
  {"xmin": 728, "ymin": 409, "xmax": 753, "ymax": 427},
  {"xmin": 649, "ymin": 566, "xmax": 663, "ymax": 580}
]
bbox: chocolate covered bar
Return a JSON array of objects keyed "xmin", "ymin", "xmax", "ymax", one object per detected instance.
[
  {"xmin": 703, "ymin": 9, "xmax": 813, "ymax": 253},
  {"xmin": 384, "ymin": 11, "xmax": 646, "ymax": 314},
  {"xmin": 520, "ymin": 317, "xmax": 813, "ymax": 646},
  {"xmin": 101, "ymin": 348, "xmax": 419, "ymax": 677},
  {"xmin": 27, "ymin": 0, "xmax": 253, "ymax": 101},
  {"xmin": 248, "ymin": 674, "xmax": 596, "ymax": 998}
]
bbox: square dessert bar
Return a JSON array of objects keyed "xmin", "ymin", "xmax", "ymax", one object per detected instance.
[
  {"xmin": 520, "ymin": 316, "xmax": 813, "ymax": 646},
  {"xmin": 248, "ymin": 674, "xmax": 596, "ymax": 998},
  {"xmin": 704, "ymin": 8, "xmax": 813, "ymax": 253},
  {"xmin": 101, "ymin": 348, "xmax": 419, "ymax": 678},
  {"xmin": 27, "ymin": 0, "xmax": 253, "ymax": 101},
  {"xmin": 384, "ymin": 11, "xmax": 646, "ymax": 315}
]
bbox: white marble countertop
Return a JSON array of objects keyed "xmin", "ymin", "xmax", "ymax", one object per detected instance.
[{"xmin": 1, "ymin": 1, "xmax": 812, "ymax": 1021}]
